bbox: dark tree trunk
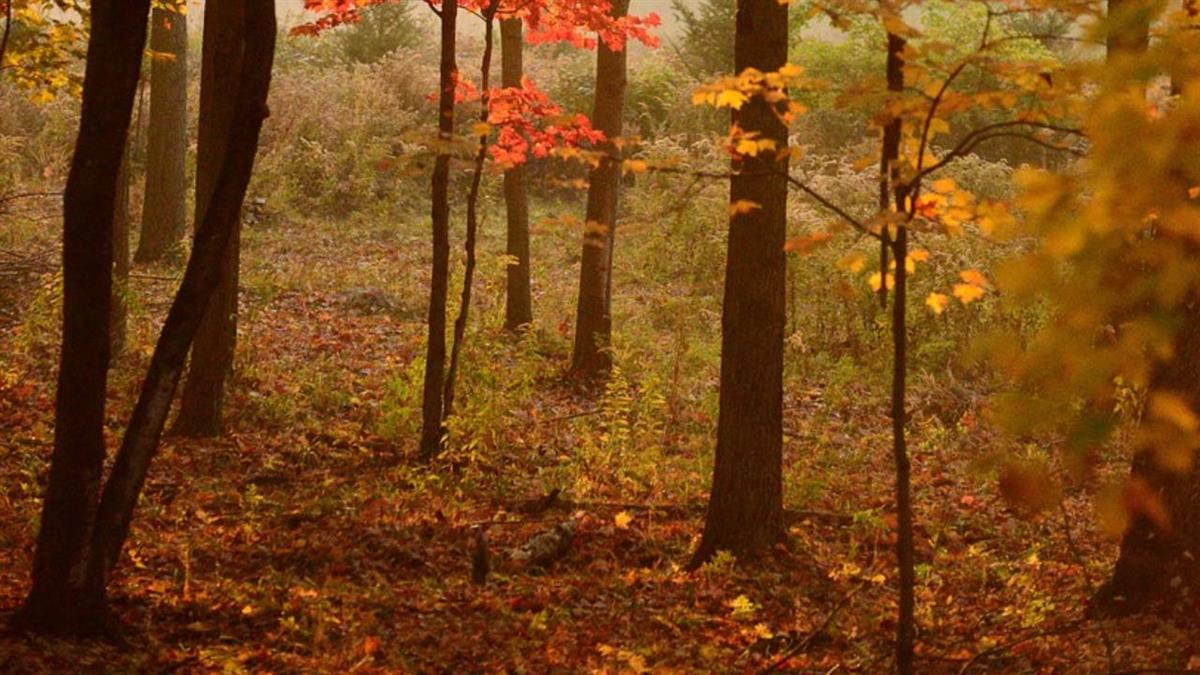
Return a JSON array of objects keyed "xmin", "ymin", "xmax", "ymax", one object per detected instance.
[
  {"xmin": 1106, "ymin": 0, "xmax": 1150, "ymax": 55},
  {"xmin": 881, "ymin": 32, "xmax": 915, "ymax": 675},
  {"xmin": 419, "ymin": 0, "xmax": 458, "ymax": 460},
  {"xmin": 110, "ymin": 143, "xmax": 131, "ymax": 360},
  {"xmin": 134, "ymin": 5, "xmax": 188, "ymax": 264},
  {"xmin": 13, "ymin": 0, "xmax": 151, "ymax": 637},
  {"xmin": 501, "ymin": 17, "xmax": 532, "ymax": 332},
  {"xmin": 172, "ymin": 0, "xmax": 246, "ymax": 438},
  {"xmin": 1095, "ymin": 309, "xmax": 1200, "ymax": 614},
  {"xmin": 689, "ymin": 0, "xmax": 788, "ymax": 567},
  {"xmin": 1093, "ymin": 0, "xmax": 1199, "ymax": 616},
  {"xmin": 568, "ymin": 0, "xmax": 629, "ymax": 381},
  {"xmin": 83, "ymin": 0, "xmax": 275, "ymax": 620},
  {"xmin": 444, "ymin": 3, "xmax": 498, "ymax": 419}
]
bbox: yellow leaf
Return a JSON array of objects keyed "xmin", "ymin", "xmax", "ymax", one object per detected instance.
[
  {"xmin": 716, "ymin": 89, "xmax": 750, "ymax": 110},
  {"xmin": 614, "ymin": 511, "xmax": 633, "ymax": 529},
  {"xmin": 838, "ymin": 252, "xmax": 866, "ymax": 273},
  {"xmin": 926, "ymin": 292, "xmax": 949, "ymax": 315},
  {"xmin": 1149, "ymin": 392, "xmax": 1200, "ymax": 432},
  {"xmin": 869, "ymin": 272, "xmax": 895, "ymax": 292},
  {"xmin": 784, "ymin": 232, "xmax": 833, "ymax": 255},
  {"xmin": 931, "ymin": 178, "xmax": 957, "ymax": 194},
  {"xmin": 729, "ymin": 200, "xmax": 762, "ymax": 216},
  {"xmin": 622, "ymin": 159, "xmax": 648, "ymax": 176},
  {"xmin": 953, "ymin": 283, "xmax": 987, "ymax": 305},
  {"xmin": 959, "ymin": 269, "xmax": 989, "ymax": 287},
  {"xmin": 471, "ymin": 121, "xmax": 492, "ymax": 137}
]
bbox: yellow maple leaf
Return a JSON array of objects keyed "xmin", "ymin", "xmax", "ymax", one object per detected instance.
[
  {"xmin": 926, "ymin": 292, "xmax": 949, "ymax": 315},
  {"xmin": 729, "ymin": 200, "xmax": 762, "ymax": 216},
  {"xmin": 716, "ymin": 89, "xmax": 750, "ymax": 110},
  {"xmin": 959, "ymin": 269, "xmax": 989, "ymax": 287},
  {"xmin": 614, "ymin": 511, "xmax": 634, "ymax": 529},
  {"xmin": 622, "ymin": 159, "xmax": 649, "ymax": 176},
  {"xmin": 953, "ymin": 283, "xmax": 987, "ymax": 305}
]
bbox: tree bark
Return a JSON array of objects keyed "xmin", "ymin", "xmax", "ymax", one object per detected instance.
[
  {"xmin": 501, "ymin": 17, "xmax": 532, "ymax": 332},
  {"xmin": 419, "ymin": 0, "xmax": 458, "ymax": 460},
  {"xmin": 568, "ymin": 0, "xmax": 629, "ymax": 381},
  {"xmin": 83, "ymin": 0, "xmax": 275, "ymax": 622},
  {"xmin": 134, "ymin": 5, "xmax": 188, "ymax": 264},
  {"xmin": 689, "ymin": 0, "xmax": 788, "ymax": 567},
  {"xmin": 13, "ymin": 0, "xmax": 151, "ymax": 637},
  {"xmin": 172, "ymin": 0, "xmax": 246, "ymax": 438}
]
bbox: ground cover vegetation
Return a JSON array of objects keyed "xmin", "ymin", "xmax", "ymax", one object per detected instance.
[{"xmin": 3, "ymin": 0, "xmax": 1200, "ymax": 671}]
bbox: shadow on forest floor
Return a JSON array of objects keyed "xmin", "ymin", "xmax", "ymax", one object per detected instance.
[{"xmin": 2, "ymin": 212, "xmax": 1199, "ymax": 673}]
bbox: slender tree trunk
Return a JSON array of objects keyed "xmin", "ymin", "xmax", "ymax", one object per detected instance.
[
  {"xmin": 444, "ymin": 4, "xmax": 498, "ymax": 419},
  {"xmin": 689, "ymin": 0, "xmax": 788, "ymax": 567},
  {"xmin": 134, "ymin": 5, "xmax": 188, "ymax": 264},
  {"xmin": 501, "ymin": 17, "xmax": 532, "ymax": 332},
  {"xmin": 82, "ymin": 0, "xmax": 275, "ymax": 621},
  {"xmin": 1, "ymin": 0, "xmax": 13, "ymax": 73},
  {"xmin": 110, "ymin": 142, "xmax": 131, "ymax": 360},
  {"xmin": 172, "ymin": 0, "xmax": 245, "ymax": 438},
  {"xmin": 419, "ymin": 0, "xmax": 458, "ymax": 460},
  {"xmin": 568, "ymin": 0, "xmax": 629, "ymax": 381},
  {"xmin": 879, "ymin": 30, "xmax": 915, "ymax": 675},
  {"xmin": 877, "ymin": 62, "xmax": 901, "ymax": 311},
  {"xmin": 13, "ymin": 0, "xmax": 151, "ymax": 637}
]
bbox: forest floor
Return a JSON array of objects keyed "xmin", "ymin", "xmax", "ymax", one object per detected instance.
[{"xmin": 1, "ymin": 201, "xmax": 1199, "ymax": 673}]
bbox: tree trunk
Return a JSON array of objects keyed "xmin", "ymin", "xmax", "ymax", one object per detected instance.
[
  {"xmin": 882, "ymin": 31, "xmax": 915, "ymax": 675},
  {"xmin": 110, "ymin": 142, "xmax": 131, "ymax": 360},
  {"xmin": 418, "ymin": 0, "xmax": 458, "ymax": 460},
  {"xmin": 443, "ymin": 4, "xmax": 498, "ymax": 419},
  {"xmin": 134, "ymin": 5, "xmax": 188, "ymax": 264},
  {"xmin": 172, "ymin": 0, "xmax": 245, "ymax": 438},
  {"xmin": 83, "ymin": 0, "xmax": 275, "ymax": 622},
  {"xmin": 568, "ymin": 0, "xmax": 629, "ymax": 381},
  {"xmin": 501, "ymin": 17, "xmax": 532, "ymax": 332},
  {"xmin": 13, "ymin": 0, "xmax": 151, "ymax": 637},
  {"xmin": 1093, "ymin": 0, "xmax": 1199, "ymax": 616},
  {"xmin": 689, "ymin": 0, "xmax": 788, "ymax": 567}
]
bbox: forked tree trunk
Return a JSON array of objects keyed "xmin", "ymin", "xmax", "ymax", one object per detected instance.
[
  {"xmin": 172, "ymin": 0, "xmax": 246, "ymax": 438},
  {"xmin": 110, "ymin": 143, "xmax": 131, "ymax": 359},
  {"xmin": 134, "ymin": 5, "xmax": 188, "ymax": 264},
  {"xmin": 568, "ymin": 0, "xmax": 629, "ymax": 381},
  {"xmin": 419, "ymin": 0, "xmax": 458, "ymax": 460},
  {"xmin": 84, "ymin": 0, "xmax": 275, "ymax": 624},
  {"xmin": 443, "ymin": 3, "xmax": 498, "ymax": 419},
  {"xmin": 1093, "ymin": 0, "xmax": 1200, "ymax": 616},
  {"xmin": 501, "ymin": 17, "xmax": 532, "ymax": 332},
  {"xmin": 689, "ymin": 0, "xmax": 788, "ymax": 567},
  {"xmin": 13, "ymin": 0, "xmax": 151, "ymax": 637}
]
